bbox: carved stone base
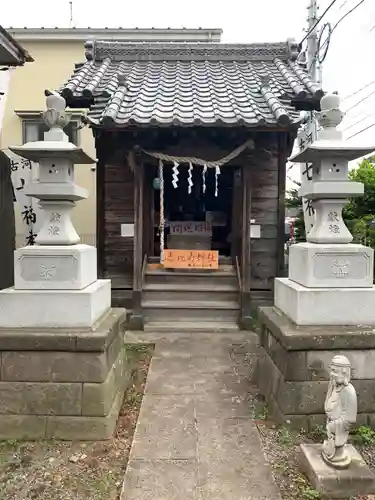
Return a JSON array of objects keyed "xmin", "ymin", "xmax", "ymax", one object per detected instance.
[
  {"xmin": 14, "ymin": 244, "xmax": 97, "ymax": 290},
  {"xmin": 0, "ymin": 279, "xmax": 111, "ymax": 328},
  {"xmin": 275, "ymin": 277, "xmax": 375, "ymax": 325},
  {"xmin": 321, "ymin": 445, "xmax": 352, "ymax": 470},
  {"xmin": 289, "ymin": 242, "xmax": 374, "ymax": 288},
  {"xmin": 300, "ymin": 444, "xmax": 375, "ymax": 498},
  {"xmin": 256, "ymin": 307, "xmax": 375, "ymax": 429},
  {"xmin": 0, "ymin": 309, "xmax": 129, "ymax": 440}
]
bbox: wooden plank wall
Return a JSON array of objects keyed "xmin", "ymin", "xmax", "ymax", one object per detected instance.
[
  {"xmin": 103, "ymin": 161, "xmax": 134, "ymax": 290},
  {"xmin": 249, "ymin": 135, "xmax": 280, "ymax": 307}
]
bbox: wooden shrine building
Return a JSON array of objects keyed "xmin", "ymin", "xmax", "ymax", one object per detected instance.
[{"xmin": 60, "ymin": 40, "xmax": 323, "ymax": 331}]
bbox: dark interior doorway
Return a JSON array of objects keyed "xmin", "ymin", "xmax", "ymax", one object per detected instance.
[{"xmin": 151, "ymin": 165, "xmax": 235, "ymax": 257}]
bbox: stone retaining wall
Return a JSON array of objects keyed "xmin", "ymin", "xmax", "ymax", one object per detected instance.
[
  {"xmin": 0, "ymin": 308, "xmax": 129, "ymax": 440},
  {"xmin": 256, "ymin": 306, "xmax": 375, "ymax": 430}
]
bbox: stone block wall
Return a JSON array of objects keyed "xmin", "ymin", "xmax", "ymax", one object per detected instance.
[
  {"xmin": 256, "ymin": 306, "xmax": 375, "ymax": 430},
  {"xmin": 0, "ymin": 308, "xmax": 129, "ymax": 440}
]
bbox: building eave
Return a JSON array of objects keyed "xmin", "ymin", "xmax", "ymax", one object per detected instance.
[
  {"xmin": 0, "ymin": 25, "xmax": 33, "ymax": 65},
  {"xmin": 6, "ymin": 27, "xmax": 223, "ymax": 43}
]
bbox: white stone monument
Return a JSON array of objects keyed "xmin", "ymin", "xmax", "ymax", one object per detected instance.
[
  {"xmin": 0, "ymin": 91, "xmax": 111, "ymax": 328},
  {"xmin": 275, "ymin": 93, "xmax": 375, "ymax": 326},
  {"xmin": 300, "ymin": 353, "xmax": 373, "ymax": 497},
  {"xmin": 321, "ymin": 355, "xmax": 357, "ymax": 469}
]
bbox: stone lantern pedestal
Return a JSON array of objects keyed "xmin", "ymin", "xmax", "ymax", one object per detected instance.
[{"xmin": 0, "ymin": 92, "xmax": 128, "ymax": 440}]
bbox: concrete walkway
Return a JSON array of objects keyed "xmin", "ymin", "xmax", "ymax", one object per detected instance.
[{"xmin": 121, "ymin": 331, "xmax": 281, "ymax": 500}]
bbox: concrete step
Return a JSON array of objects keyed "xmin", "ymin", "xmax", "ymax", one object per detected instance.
[
  {"xmin": 145, "ymin": 270, "xmax": 238, "ymax": 287},
  {"xmin": 142, "ymin": 300, "xmax": 240, "ymax": 322},
  {"xmin": 143, "ymin": 287, "xmax": 239, "ymax": 303},
  {"xmin": 143, "ymin": 320, "xmax": 240, "ymax": 333},
  {"xmin": 143, "ymin": 282, "xmax": 238, "ymax": 292}
]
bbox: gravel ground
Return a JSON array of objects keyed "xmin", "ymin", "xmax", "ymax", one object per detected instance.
[
  {"xmin": 0, "ymin": 344, "xmax": 153, "ymax": 500},
  {"xmin": 256, "ymin": 417, "xmax": 375, "ymax": 500}
]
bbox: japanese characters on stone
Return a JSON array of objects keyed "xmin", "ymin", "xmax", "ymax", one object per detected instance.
[
  {"xmin": 298, "ymin": 116, "xmax": 316, "ymax": 233},
  {"xmin": 5, "ymin": 150, "xmax": 41, "ymax": 246}
]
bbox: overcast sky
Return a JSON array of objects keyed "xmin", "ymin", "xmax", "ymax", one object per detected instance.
[{"xmin": 2, "ymin": 0, "xmax": 375, "ymax": 184}]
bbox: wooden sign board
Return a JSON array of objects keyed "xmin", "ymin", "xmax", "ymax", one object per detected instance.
[
  {"xmin": 169, "ymin": 221, "xmax": 212, "ymax": 236},
  {"xmin": 163, "ymin": 249, "xmax": 219, "ymax": 270}
]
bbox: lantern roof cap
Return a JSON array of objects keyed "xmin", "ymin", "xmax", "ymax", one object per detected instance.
[{"xmin": 9, "ymin": 142, "xmax": 96, "ymax": 164}]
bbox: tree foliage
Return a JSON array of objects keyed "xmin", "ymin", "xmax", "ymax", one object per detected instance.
[
  {"xmin": 285, "ymin": 156, "xmax": 375, "ymax": 245},
  {"xmin": 344, "ymin": 157, "xmax": 375, "ymax": 220},
  {"xmin": 285, "ymin": 181, "xmax": 306, "ymax": 242}
]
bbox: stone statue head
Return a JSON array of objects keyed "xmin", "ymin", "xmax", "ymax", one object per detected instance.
[{"xmin": 330, "ymin": 355, "xmax": 351, "ymax": 386}]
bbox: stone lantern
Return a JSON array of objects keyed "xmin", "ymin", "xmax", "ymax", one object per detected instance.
[
  {"xmin": 1, "ymin": 91, "xmax": 111, "ymax": 320},
  {"xmin": 0, "ymin": 92, "xmax": 127, "ymax": 441},
  {"xmin": 275, "ymin": 93, "xmax": 375, "ymax": 325}
]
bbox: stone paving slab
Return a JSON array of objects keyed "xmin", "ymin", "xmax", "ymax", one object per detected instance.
[
  {"xmin": 145, "ymin": 357, "xmax": 196, "ymax": 395},
  {"xmin": 153, "ymin": 337, "xmax": 234, "ymax": 358},
  {"xmin": 121, "ymin": 331, "xmax": 281, "ymax": 500},
  {"xmin": 195, "ymin": 393, "xmax": 252, "ymax": 419},
  {"xmin": 193, "ymin": 370, "xmax": 251, "ymax": 396},
  {"xmin": 130, "ymin": 394, "xmax": 197, "ymax": 460},
  {"xmin": 121, "ymin": 459, "xmax": 199, "ymax": 500},
  {"xmin": 124, "ymin": 330, "xmax": 251, "ymax": 344}
]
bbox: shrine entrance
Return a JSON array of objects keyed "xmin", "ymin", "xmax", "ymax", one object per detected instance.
[{"xmin": 150, "ymin": 164, "xmax": 236, "ymax": 261}]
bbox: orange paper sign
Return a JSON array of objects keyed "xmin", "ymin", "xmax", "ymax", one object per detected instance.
[{"xmin": 163, "ymin": 249, "xmax": 219, "ymax": 269}]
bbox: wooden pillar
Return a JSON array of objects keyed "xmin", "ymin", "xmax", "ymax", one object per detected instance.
[
  {"xmin": 95, "ymin": 132, "xmax": 106, "ymax": 279},
  {"xmin": 240, "ymin": 158, "xmax": 252, "ymax": 329},
  {"xmin": 143, "ymin": 166, "xmax": 153, "ymax": 257},
  {"xmin": 277, "ymin": 133, "xmax": 288, "ymax": 277},
  {"xmin": 231, "ymin": 167, "xmax": 242, "ymax": 263},
  {"xmin": 129, "ymin": 148, "xmax": 144, "ymax": 330}
]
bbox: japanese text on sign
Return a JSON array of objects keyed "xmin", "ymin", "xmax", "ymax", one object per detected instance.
[
  {"xmin": 297, "ymin": 114, "xmax": 316, "ymax": 233},
  {"xmin": 163, "ymin": 249, "xmax": 219, "ymax": 269},
  {"xmin": 3, "ymin": 149, "xmax": 41, "ymax": 246},
  {"xmin": 169, "ymin": 221, "xmax": 212, "ymax": 236}
]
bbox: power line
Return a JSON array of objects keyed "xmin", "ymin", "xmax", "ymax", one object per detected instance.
[
  {"xmin": 341, "ymin": 112, "xmax": 374, "ymax": 131},
  {"xmin": 331, "ymin": 0, "xmax": 365, "ymax": 31},
  {"xmin": 344, "ymin": 89, "xmax": 375, "ymax": 113},
  {"xmin": 347, "ymin": 122, "xmax": 375, "ymax": 139},
  {"xmin": 300, "ymin": 0, "xmax": 339, "ymax": 45},
  {"xmin": 342, "ymin": 79, "xmax": 375, "ymax": 101},
  {"xmin": 308, "ymin": 0, "xmax": 366, "ymax": 72},
  {"xmin": 339, "ymin": 0, "xmax": 351, "ymax": 8}
]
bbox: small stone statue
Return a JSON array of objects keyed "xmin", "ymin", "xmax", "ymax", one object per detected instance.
[{"xmin": 322, "ymin": 355, "xmax": 357, "ymax": 469}]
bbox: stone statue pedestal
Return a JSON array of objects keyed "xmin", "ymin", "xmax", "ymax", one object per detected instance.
[{"xmin": 300, "ymin": 444, "xmax": 375, "ymax": 498}]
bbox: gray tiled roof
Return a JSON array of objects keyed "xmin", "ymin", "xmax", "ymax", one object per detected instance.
[{"xmin": 60, "ymin": 41, "xmax": 324, "ymax": 128}]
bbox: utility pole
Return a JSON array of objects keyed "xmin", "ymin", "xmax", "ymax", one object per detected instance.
[
  {"xmin": 298, "ymin": 0, "xmax": 319, "ymax": 235},
  {"xmin": 306, "ymin": 0, "xmax": 318, "ymax": 84}
]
